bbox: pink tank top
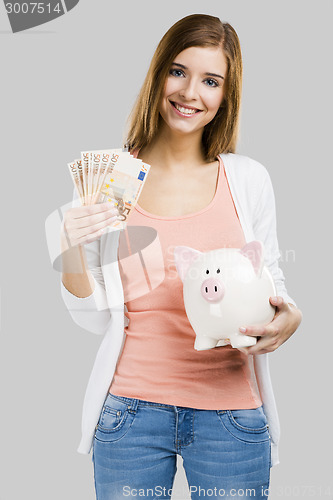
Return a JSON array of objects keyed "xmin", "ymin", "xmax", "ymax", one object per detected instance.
[{"xmin": 109, "ymin": 156, "xmax": 262, "ymax": 409}]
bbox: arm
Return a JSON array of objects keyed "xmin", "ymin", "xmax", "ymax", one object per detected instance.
[
  {"xmin": 239, "ymin": 164, "xmax": 302, "ymax": 354},
  {"xmin": 253, "ymin": 167, "xmax": 297, "ymax": 306},
  {"xmin": 60, "ymin": 188, "xmax": 112, "ymax": 335}
]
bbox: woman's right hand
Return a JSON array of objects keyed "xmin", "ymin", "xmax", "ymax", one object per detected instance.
[{"xmin": 61, "ymin": 202, "xmax": 120, "ymax": 248}]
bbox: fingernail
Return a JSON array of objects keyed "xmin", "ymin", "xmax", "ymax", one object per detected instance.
[
  {"xmin": 239, "ymin": 327, "xmax": 247, "ymax": 333},
  {"xmin": 271, "ymin": 297, "xmax": 278, "ymax": 303}
]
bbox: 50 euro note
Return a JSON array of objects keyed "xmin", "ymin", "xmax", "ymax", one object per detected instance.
[
  {"xmin": 67, "ymin": 148, "xmax": 150, "ymax": 231},
  {"xmin": 96, "ymin": 155, "xmax": 150, "ymax": 230},
  {"xmin": 67, "ymin": 159, "xmax": 84, "ymax": 203},
  {"xmin": 78, "ymin": 148, "xmax": 123, "ymax": 205},
  {"xmin": 91, "ymin": 149, "xmax": 124, "ymax": 204}
]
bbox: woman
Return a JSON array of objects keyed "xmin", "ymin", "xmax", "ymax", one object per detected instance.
[{"xmin": 60, "ymin": 14, "xmax": 302, "ymax": 500}]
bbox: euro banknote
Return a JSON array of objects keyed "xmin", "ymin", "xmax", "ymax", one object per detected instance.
[{"xmin": 67, "ymin": 148, "xmax": 150, "ymax": 230}]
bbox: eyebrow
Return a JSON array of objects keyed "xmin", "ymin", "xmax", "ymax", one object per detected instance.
[{"xmin": 171, "ymin": 62, "xmax": 225, "ymax": 80}]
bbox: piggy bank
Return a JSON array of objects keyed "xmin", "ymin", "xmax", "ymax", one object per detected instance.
[{"xmin": 173, "ymin": 241, "xmax": 277, "ymax": 351}]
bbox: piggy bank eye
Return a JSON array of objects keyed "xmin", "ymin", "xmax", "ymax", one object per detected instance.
[
  {"xmin": 217, "ymin": 268, "xmax": 220, "ymax": 274},
  {"xmin": 205, "ymin": 269, "xmax": 209, "ymax": 274}
]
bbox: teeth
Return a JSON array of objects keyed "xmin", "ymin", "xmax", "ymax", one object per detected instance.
[{"xmin": 174, "ymin": 103, "xmax": 198, "ymax": 115}]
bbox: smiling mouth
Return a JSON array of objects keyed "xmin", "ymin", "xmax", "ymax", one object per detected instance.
[{"xmin": 170, "ymin": 101, "xmax": 202, "ymax": 115}]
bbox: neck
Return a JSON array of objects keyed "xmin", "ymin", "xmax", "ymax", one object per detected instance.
[{"xmin": 138, "ymin": 123, "xmax": 207, "ymax": 174}]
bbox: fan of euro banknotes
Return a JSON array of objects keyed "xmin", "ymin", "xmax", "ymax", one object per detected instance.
[{"xmin": 67, "ymin": 148, "xmax": 151, "ymax": 230}]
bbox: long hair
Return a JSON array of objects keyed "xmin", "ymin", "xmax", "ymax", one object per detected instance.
[{"xmin": 125, "ymin": 14, "xmax": 243, "ymax": 161}]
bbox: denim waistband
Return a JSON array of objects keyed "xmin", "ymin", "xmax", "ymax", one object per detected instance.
[
  {"xmin": 107, "ymin": 391, "xmax": 204, "ymax": 411},
  {"xmin": 106, "ymin": 391, "xmax": 262, "ymax": 412}
]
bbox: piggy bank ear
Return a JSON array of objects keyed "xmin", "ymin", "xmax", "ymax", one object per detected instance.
[
  {"xmin": 174, "ymin": 246, "xmax": 202, "ymax": 282},
  {"xmin": 239, "ymin": 241, "xmax": 265, "ymax": 277}
]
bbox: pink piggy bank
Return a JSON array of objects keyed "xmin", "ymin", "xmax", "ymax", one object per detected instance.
[{"xmin": 174, "ymin": 241, "xmax": 277, "ymax": 351}]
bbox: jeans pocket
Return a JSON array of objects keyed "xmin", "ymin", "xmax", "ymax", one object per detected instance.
[
  {"xmin": 99, "ymin": 405, "xmax": 124, "ymax": 431},
  {"xmin": 228, "ymin": 406, "xmax": 269, "ymax": 432},
  {"xmin": 216, "ymin": 406, "xmax": 270, "ymax": 444},
  {"xmin": 95, "ymin": 393, "xmax": 136, "ymax": 443}
]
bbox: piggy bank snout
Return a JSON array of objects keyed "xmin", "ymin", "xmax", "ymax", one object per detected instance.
[{"xmin": 201, "ymin": 278, "xmax": 225, "ymax": 303}]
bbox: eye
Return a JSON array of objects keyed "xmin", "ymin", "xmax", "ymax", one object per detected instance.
[
  {"xmin": 169, "ymin": 68, "xmax": 185, "ymax": 78},
  {"xmin": 217, "ymin": 268, "xmax": 220, "ymax": 273},
  {"xmin": 205, "ymin": 269, "xmax": 209, "ymax": 274},
  {"xmin": 204, "ymin": 78, "xmax": 219, "ymax": 88}
]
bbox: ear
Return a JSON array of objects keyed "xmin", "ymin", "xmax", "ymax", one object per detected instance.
[
  {"xmin": 174, "ymin": 246, "xmax": 202, "ymax": 282},
  {"xmin": 239, "ymin": 241, "xmax": 265, "ymax": 277}
]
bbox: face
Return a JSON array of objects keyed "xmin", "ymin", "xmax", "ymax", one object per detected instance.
[{"xmin": 159, "ymin": 45, "xmax": 228, "ymax": 137}]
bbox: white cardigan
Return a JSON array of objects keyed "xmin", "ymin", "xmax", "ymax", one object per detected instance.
[{"xmin": 60, "ymin": 152, "xmax": 297, "ymax": 467}]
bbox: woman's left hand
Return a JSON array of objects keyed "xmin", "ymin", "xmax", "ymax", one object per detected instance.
[{"xmin": 238, "ymin": 296, "xmax": 303, "ymax": 355}]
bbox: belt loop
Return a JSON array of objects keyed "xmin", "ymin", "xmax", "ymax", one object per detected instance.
[{"xmin": 127, "ymin": 397, "xmax": 139, "ymax": 414}]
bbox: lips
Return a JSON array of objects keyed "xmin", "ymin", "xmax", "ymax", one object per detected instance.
[
  {"xmin": 170, "ymin": 101, "xmax": 201, "ymax": 112},
  {"xmin": 170, "ymin": 101, "xmax": 202, "ymax": 116}
]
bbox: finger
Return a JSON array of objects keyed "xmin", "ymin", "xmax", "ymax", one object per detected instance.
[
  {"xmin": 269, "ymin": 296, "xmax": 286, "ymax": 310},
  {"xmin": 66, "ymin": 213, "xmax": 119, "ymax": 247},
  {"xmin": 239, "ymin": 325, "xmax": 268, "ymax": 337},
  {"xmin": 80, "ymin": 226, "xmax": 108, "ymax": 245},
  {"xmin": 75, "ymin": 214, "xmax": 119, "ymax": 244},
  {"xmin": 65, "ymin": 207, "xmax": 119, "ymax": 237},
  {"xmin": 71, "ymin": 202, "xmax": 119, "ymax": 220},
  {"xmin": 75, "ymin": 207, "xmax": 119, "ymax": 230},
  {"xmin": 246, "ymin": 336, "xmax": 280, "ymax": 355}
]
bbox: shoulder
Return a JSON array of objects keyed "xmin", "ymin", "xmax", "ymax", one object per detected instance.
[
  {"xmin": 219, "ymin": 153, "xmax": 274, "ymax": 213},
  {"xmin": 219, "ymin": 152, "xmax": 271, "ymax": 184}
]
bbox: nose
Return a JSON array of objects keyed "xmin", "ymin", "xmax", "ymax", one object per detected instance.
[
  {"xmin": 179, "ymin": 77, "xmax": 199, "ymax": 101},
  {"xmin": 201, "ymin": 278, "xmax": 225, "ymax": 303}
]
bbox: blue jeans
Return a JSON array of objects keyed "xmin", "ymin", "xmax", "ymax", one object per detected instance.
[{"xmin": 92, "ymin": 392, "xmax": 271, "ymax": 500}]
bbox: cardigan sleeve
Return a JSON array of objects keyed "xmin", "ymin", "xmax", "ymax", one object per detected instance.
[
  {"xmin": 60, "ymin": 188, "xmax": 111, "ymax": 335},
  {"xmin": 252, "ymin": 163, "xmax": 297, "ymax": 308}
]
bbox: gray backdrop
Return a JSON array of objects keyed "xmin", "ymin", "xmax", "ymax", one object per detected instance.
[{"xmin": 1, "ymin": 1, "xmax": 332, "ymax": 499}]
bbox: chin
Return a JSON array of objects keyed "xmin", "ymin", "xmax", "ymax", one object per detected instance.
[{"xmin": 160, "ymin": 114, "xmax": 202, "ymax": 135}]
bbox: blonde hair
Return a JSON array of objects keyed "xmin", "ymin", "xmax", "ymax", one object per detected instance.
[{"xmin": 125, "ymin": 14, "xmax": 243, "ymax": 161}]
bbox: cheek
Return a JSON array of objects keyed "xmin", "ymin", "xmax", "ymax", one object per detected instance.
[
  {"xmin": 204, "ymin": 90, "xmax": 224, "ymax": 113},
  {"xmin": 163, "ymin": 77, "xmax": 182, "ymax": 99}
]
